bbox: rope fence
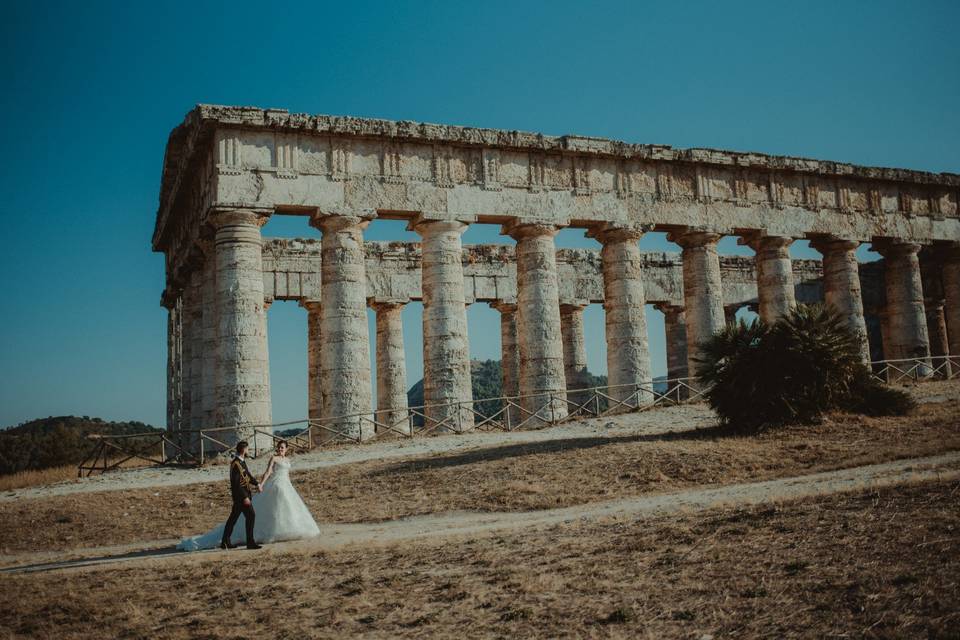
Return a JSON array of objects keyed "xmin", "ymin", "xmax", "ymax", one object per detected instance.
[{"xmin": 78, "ymin": 354, "xmax": 955, "ymax": 477}]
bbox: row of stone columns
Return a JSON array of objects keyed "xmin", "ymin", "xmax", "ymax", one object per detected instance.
[{"xmin": 167, "ymin": 209, "xmax": 958, "ymax": 444}]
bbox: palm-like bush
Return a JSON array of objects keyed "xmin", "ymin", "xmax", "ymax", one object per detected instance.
[{"xmin": 696, "ymin": 304, "xmax": 914, "ymax": 430}]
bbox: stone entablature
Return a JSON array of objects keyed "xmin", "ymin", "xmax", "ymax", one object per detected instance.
[
  {"xmin": 155, "ymin": 105, "xmax": 959, "ymax": 287},
  {"xmin": 261, "ymin": 238, "xmax": 841, "ymax": 309}
]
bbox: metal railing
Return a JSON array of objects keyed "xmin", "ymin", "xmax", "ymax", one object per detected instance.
[
  {"xmin": 78, "ymin": 354, "xmax": 955, "ymax": 476},
  {"xmin": 870, "ymin": 354, "xmax": 957, "ymax": 384}
]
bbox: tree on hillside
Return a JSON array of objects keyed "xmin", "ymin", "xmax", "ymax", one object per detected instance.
[{"xmin": 0, "ymin": 416, "xmax": 162, "ymax": 475}]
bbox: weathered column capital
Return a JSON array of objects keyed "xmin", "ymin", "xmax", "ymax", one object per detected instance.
[
  {"xmin": 490, "ymin": 300, "xmax": 517, "ymax": 314},
  {"xmin": 586, "ymin": 223, "xmax": 645, "ymax": 244},
  {"xmin": 502, "ymin": 220, "xmax": 562, "ymax": 241},
  {"xmin": 368, "ymin": 298, "xmax": 408, "ymax": 312},
  {"xmin": 653, "ymin": 302, "xmax": 684, "ymax": 319},
  {"xmin": 298, "ymin": 298, "xmax": 322, "ymax": 312},
  {"xmin": 310, "ymin": 212, "xmax": 372, "ymax": 233},
  {"xmin": 809, "ymin": 236, "xmax": 860, "ymax": 256},
  {"xmin": 559, "ymin": 301, "xmax": 589, "ymax": 313},
  {"xmin": 668, "ymin": 229, "xmax": 723, "ymax": 249},
  {"xmin": 873, "ymin": 239, "xmax": 923, "ymax": 259},
  {"xmin": 739, "ymin": 232, "xmax": 794, "ymax": 253},
  {"xmin": 409, "ymin": 217, "xmax": 469, "ymax": 237},
  {"xmin": 209, "ymin": 209, "xmax": 270, "ymax": 229}
]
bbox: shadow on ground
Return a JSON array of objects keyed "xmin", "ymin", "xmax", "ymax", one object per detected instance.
[
  {"xmin": 1, "ymin": 545, "xmax": 189, "ymax": 574},
  {"xmin": 372, "ymin": 422, "xmax": 753, "ymax": 476}
]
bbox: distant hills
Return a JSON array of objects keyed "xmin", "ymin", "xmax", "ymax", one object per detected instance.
[{"xmin": 0, "ymin": 416, "xmax": 162, "ymax": 475}]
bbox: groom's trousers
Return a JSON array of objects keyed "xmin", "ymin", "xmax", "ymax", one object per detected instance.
[{"xmin": 222, "ymin": 499, "xmax": 256, "ymax": 546}]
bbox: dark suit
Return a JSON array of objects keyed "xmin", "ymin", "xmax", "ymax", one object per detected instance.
[{"xmin": 221, "ymin": 456, "xmax": 260, "ymax": 547}]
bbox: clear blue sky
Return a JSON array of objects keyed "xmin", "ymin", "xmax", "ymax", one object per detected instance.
[{"xmin": 1, "ymin": 0, "xmax": 957, "ymax": 428}]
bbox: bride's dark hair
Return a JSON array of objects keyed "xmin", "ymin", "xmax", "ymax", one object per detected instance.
[{"xmin": 275, "ymin": 439, "xmax": 288, "ymax": 454}]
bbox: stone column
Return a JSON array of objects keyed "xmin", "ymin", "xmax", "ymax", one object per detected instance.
[
  {"xmin": 179, "ymin": 286, "xmax": 194, "ymax": 437},
  {"xmin": 312, "ymin": 214, "xmax": 374, "ymax": 441},
  {"xmin": 190, "ymin": 271, "xmax": 206, "ymax": 431},
  {"xmin": 506, "ymin": 222, "xmax": 568, "ymax": 422},
  {"xmin": 750, "ymin": 235, "xmax": 796, "ymax": 324},
  {"xmin": 162, "ymin": 292, "xmax": 180, "ymax": 432},
  {"xmin": 942, "ymin": 246, "xmax": 960, "ymax": 373},
  {"xmin": 875, "ymin": 241, "xmax": 931, "ymax": 370},
  {"xmin": 491, "ymin": 301, "xmax": 520, "ymax": 425},
  {"xmin": 299, "ymin": 299, "xmax": 323, "ymax": 424},
  {"xmin": 559, "ymin": 303, "xmax": 591, "ymax": 406},
  {"xmin": 413, "ymin": 219, "xmax": 473, "ymax": 431},
  {"xmin": 211, "ymin": 210, "xmax": 273, "ymax": 449},
  {"xmin": 926, "ymin": 300, "xmax": 949, "ymax": 373},
  {"xmin": 810, "ymin": 237, "xmax": 871, "ymax": 363},
  {"xmin": 670, "ymin": 231, "xmax": 725, "ymax": 381},
  {"xmin": 371, "ymin": 300, "xmax": 410, "ymax": 434},
  {"xmin": 183, "ymin": 269, "xmax": 204, "ymax": 438},
  {"xmin": 879, "ymin": 309, "xmax": 894, "ymax": 361},
  {"xmin": 863, "ymin": 310, "xmax": 884, "ymax": 363},
  {"xmin": 591, "ymin": 225, "xmax": 652, "ymax": 408},
  {"xmin": 656, "ymin": 303, "xmax": 689, "ymax": 398},
  {"xmin": 200, "ymin": 250, "xmax": 217, "ymax": 428},
  {"xmin": 724, "ymin": 305, "xmax": 739, "ymax": 326}
]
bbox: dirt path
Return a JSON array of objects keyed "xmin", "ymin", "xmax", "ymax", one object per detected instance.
[{"xmin": 5, "ymin": 450, "xmax": 957, "ymax": 575}]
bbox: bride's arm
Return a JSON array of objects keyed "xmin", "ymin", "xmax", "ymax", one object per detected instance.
[{"xmin": 260, "ymin": 456, "xmax": 276, "ymax": 486}]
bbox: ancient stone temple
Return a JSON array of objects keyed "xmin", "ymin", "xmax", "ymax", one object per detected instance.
[{"xmin": 154, "ymin": 105, "xmax": 960, "ymax": 445}]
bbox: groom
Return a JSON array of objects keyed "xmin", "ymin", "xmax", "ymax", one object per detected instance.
[{"xmin": 220, "ymin": 440, "xmax": 262, "ymax": 550}]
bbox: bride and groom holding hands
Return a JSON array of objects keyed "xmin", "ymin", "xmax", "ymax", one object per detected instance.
[{"xmin": 177, "ymin": 439, "xmax": 320, "ymax": 551}]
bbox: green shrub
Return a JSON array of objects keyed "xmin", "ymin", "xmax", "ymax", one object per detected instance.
[
  {"xmin": 696, "ymin": 304, "xmax": 914, "ymax": 430},
  {"xmin": 844, "ymin": 375, "xmax": 917, "ymax": 417}
]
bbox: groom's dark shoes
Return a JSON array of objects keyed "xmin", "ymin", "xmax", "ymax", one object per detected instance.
[
  {"xmin": 219, "ymin": 541, "xmax": 237, "ymax": 550},
  {"xmin": 246, "ymin": 543, "xmax": 263, "ymax": 550}
]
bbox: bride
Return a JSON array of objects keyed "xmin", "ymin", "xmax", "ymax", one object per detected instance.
[{"xmin": 177, "ymin": 440, "xmax": 320, "ymax": 551}]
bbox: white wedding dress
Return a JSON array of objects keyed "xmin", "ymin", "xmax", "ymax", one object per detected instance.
[{"xmin": 177, "ymin": 457, "xmax": 320, "ymax": 551}]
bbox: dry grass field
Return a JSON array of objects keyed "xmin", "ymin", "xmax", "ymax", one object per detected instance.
[
  {"xmin": 0, "ymin": 465, "xmax": 77, "ymax": 492},
  {"xmin": 0, "ymin": 455, "xmax": 158, "ymax": 492},
  {"xmin": 2, "ymin": 478, "xmax": 957, "ymax": 639},
  {"xmin": 1, "ymin": 390, "xmax": 958, "ymax": 556}
]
